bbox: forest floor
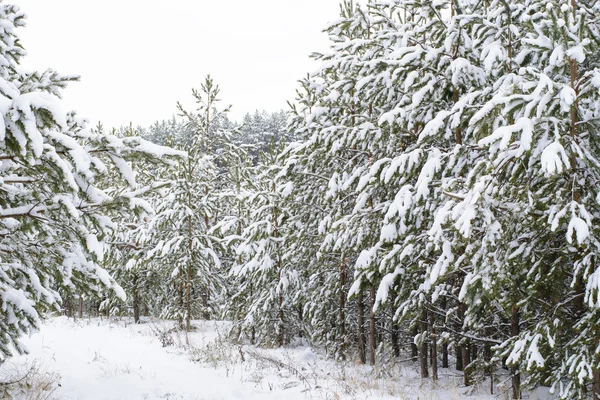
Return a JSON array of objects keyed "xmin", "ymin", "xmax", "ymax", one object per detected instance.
[{"xmin": 0, "ymin": 317, "xmax": 552, "ymax": 399}]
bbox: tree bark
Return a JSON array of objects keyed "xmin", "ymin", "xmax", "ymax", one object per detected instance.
[
  {"xmin": 358, "ymin": 292, "xmax": 366, "ymax": 364},
  {"xmin": 390, "ymin": 305, "xmax": 400, "ymax": 358},
  {"xmin": 250, "ymin": 283, "xmax": 255, "ymax": 345},
  {"xmin": 185, "ymin": 281, "xmax": 191, "ymax": 332},
  {"xmin": 485, "ymin": 339, "xmax": 493, "ymax": 395},
  {"xmin": 277, "ymin": 269, "xmax": 284, "ymax": 347},
  {"xmin": 462, "ymin": 340, "xmax": 471, "ymax": 386},
  {"xmin": 511, "ymin": 306, "xmax": 521, "ymax": 399},
  {"xmin": 441, "ymin": 297, "xmax": 448, "ymax": 368},
  {"xmin": 430, "ymin": 310, "xmax": 438, "ymax": 381},
  {"xmin": 133, "ymin": 278, "xmax": 140, "ymax": 324},
  {"xmin": 339, "ymin": 259, "xmax": 346, "ymax": 357},
  {"xmin": 177, "ymin": 279, "xmax": 184, "ymax": 329},
  {"xmin": 202, "ymin": 290, "xmax": 210, "ymax": 320},
  {"xmin": 273, "ymin": 183, "xmax": 284, "ymax": 347},
  {"xmin": 420, "ymin": 309, "xmax": 429, "ymax": 378},
  {"xmin": 442, "ymin": 342, "xmax": 449, "ymax": 368},
  {"xmin": 411, "ymin": 325, "xmax": 419, "ymax": 361},
  {"xmin": 65, "ymin": 295, "xmax": 72, "ymax": 318},
  {"xmin": 593, "ymin": 367, "xmax": 600, "ymax": 400},
  {"xmin": 186, "ymin": 183, "xmax": 193, "ymax": 333},
  {"xmin": 459, "ymin": 302, "xmax": 471, "ymax": 386},
  {"xmin": 456, "ymin": 302, "xmax": 464, "ymax": 372},
  {"xmin": 369, "ymin": 286, "xmax": 376, "ymax": 366}
]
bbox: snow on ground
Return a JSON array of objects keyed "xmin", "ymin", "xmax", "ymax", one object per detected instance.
[{"xmin": 0, "ymin": 317, "xmax": 537, "ymax": 399}]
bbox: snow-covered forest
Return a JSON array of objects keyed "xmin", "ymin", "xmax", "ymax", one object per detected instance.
[{"xmin": 2, "ymin": 0, "xmax": 600, "ymax": 399}]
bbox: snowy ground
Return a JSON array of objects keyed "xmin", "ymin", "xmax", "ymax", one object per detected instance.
[{"xmin": 0, "ymin": 317, "xmax": 548, "ymax": 399}]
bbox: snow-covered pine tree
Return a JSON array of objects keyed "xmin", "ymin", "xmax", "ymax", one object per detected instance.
[
  {"xmin": 279, "ymin": 0, "xmax": 388, "ymax": 361},
  {"xmin": 0, "ymin": 3, "xmax": 184, "ymax": 360},
  {"xmin": 283, "ymin": 74, "xmax": 354, "ymax": 358},
  {"xmin": 144, "ymin": 76, "xmax": 228, "ymax": 332},
  {"xmin": 103, "ymin": 125, "xmax": 180, "ymax": 322},
  {"xmin": 212, "ymin": 131, "xmax": 257, "ymax": 332},
  {"xmin": 239, "ymin": 110, "xmax": 288, "ymax": 163},
  {"xmin": 440, "ymin": 0, "xmax": 600, "ymax": 397},
  {"xmin": 230, "ymin": 139, "xmax": 300, "ymax": 347}
]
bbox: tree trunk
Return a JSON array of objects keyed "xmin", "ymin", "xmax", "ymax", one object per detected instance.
[
  {"xmin": 485, "ymin": 340, "xmax": 493, "ymax": 395},
  {"xmin": 369, "ymin": 286, "xmax": 376, "ymax": 366},
  {"xmin": 420, "ymin": 309, "xmax": 429, "ymax": 378},
  {"xmin": 185, "ymin": 280, "xmax": 191, "ymax": 332},
  {"xmin": 273, "ymin": 183, "xmax": 284, "ymax": 347},
  {"xmin": 202, "ymin": 290, "xmax": 210, "ymax": 320},
  {"xmin": 358, "ymin": 292, "xmax": 366, "ymax": 364},
  {"xmin": 459, "ymin": 303, "xmax": 471, "ymax": 386},
  {"xmin": 450, "ymin": 0, "xmax": 463, "ymax": 146},
  {"xmin": 511, "ymin": 306, "xmax": 521, "ymax": 399},
  {"xmin": 79, "ymin": 295, "xmax": 83, "ymax": 319},
  {"xmin": 390, "ymin": 305, "xmax": 400, "ymax": 358},
  {"xmin": 278, "ymin": 280, "xmax": 284, "ymax": 347},
  {"xmin": 441, "ymin": 297, "xmax": 448, "ymax": 368},
  {"xmin": 593, "ymin": 367, "xmax": 600, "ymax": 400},
  {"xmin": 411, "ymin": 325, "xmax": 419, "ymax": 361},
  {"xmin": 439, "ymin": 342, "xmax": 448, "ymax": 370},
  {"xmin": 462, "ymin": 340, "xmax": 471, "ymax": 386},
  {"xmin": 250, "ymin": 283, "xmax": 256, "ymax": 344},
  {"xmin": 178, "ymin": 280, "xmax": 184, "ymax": 329},
  {"xmin": 456, "ymin": 302, "xmax": 464, "ymax": 372},
  {"xmin": 456, "ymin": 342, "xmax": 463, "ymax": 371},
  {"xmin": 431, "ymin": 310, "xmax": 438, "ymax": 381},
  {"xmin": 339, "ymin": 259, "xmax": 346, "ymax": 357},
  {"xmin": 133, "ymin": 277, "xmax": 140, "ymax": 324},
  {"xmin": 297, "ymin": 305, "xmax": 304, "ymax": 338},
  {"xmin": 65, "ymin": 295, "xmax": 72, "ymax": 318}
]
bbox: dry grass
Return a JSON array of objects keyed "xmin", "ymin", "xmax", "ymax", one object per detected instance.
[{"xmin": 0, "ymin": 360, "xmax": 61, "ymax": 400}]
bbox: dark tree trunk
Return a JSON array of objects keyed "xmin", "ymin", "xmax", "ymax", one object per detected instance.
[
  {"xmin": 485, "ymin": 340, "xmax": 493, "ymax": 395},
  {"xmin": 441, "ymin": 296, "xmax": 448, "ymax": 368},
  {"xmin": 511, "ymin": 306, "xmax": 521, "ymax": 399},
  {"xmin": 456, "ymin": 342, "xmax": 463, "ymax": 371},
  {"xmin": 593, "ymin": 367, "xmax": 600, "ymax": 400},
  {"xmin": 64, "ymin": 295, "xmax": 72, "ymax": 318},
  {"xmin": 277, "ymin": 268, "xmax": 284, "ymax": 347},
  {"xmin": 178, "ymin": 279, "xmax": 184, "ymax": 329},
  {"xmin": 456, "ymin": 302, "xmax": 465, "ymax": 372},
  {"xmin": 250, "ymin": 283, "xmax": 256, "ymax": 344},
  {"xmin": 358, "ymin": 292, "xmax": 366, "ymax": 364},
  {"xmin": 202, "ymin": 291, "xmax": 210, "ymax": 320},
  {"xmin": 369, "ymin": 286, "xmax": 376, "ymax": 366},
  {"xmin": 339, "ymin": 260, "xmax": 346, "ymax": 357},
  {"xmin": 185, "ymin": 280, "xmax": 191, "ymax": 332},
  {"xmin": 411, "ymin": 325, "xmax": 419, "ymax": 361},
  {"xmin": 420, "ymin": 309, "xmax": 429, "ymax": 378},
  {"xmin": 462, "ymin": 340, "xmax": 471, "ymax": 386},
  {"xmin": 297, "ymin": 305, "xmax": 304, "ymax": 338},
  {"xmin": 431, "ymin": 310, "xmax": 438, "ymax": 381},
  {"xmin": 459, "ymin": 303, "xmax": 471, "ymax": 386},
  {"xmin": 442, "ymin": 342, "xmax": 449, "ymax": 368},
  {"xmin": 133, "ymin": 279, "xmax": 140, "ymax": 324},
  {"xmin": 390, "ymin": 306, "xmax": 400, "ymax": 358}
]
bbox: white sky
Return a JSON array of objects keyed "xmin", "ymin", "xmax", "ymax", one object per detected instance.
[{"xmin": 15, "ymin": 0, "xmax": 342, "ymax": 129}]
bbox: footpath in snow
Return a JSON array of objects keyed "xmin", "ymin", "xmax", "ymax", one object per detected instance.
[{"xmin": 0, "ymin": 317, "xmax": 546, "ymax": 399}]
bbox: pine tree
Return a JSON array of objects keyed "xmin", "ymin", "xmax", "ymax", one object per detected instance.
[
  {"xmin": 144, "ymin": 76, "xmax": 229, "ymax": 332},
  {"xmin": 0, "ymin": 3, "xmax": 183, "ymax": 360},
  {"xmin": 229, "ymin": 140, "xmax": 300, "ymax": 346}
]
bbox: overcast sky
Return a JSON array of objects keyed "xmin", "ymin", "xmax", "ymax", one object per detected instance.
[{"xmin": 16, "ymin": 0, "xmax": 342, "ymax": 129}]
